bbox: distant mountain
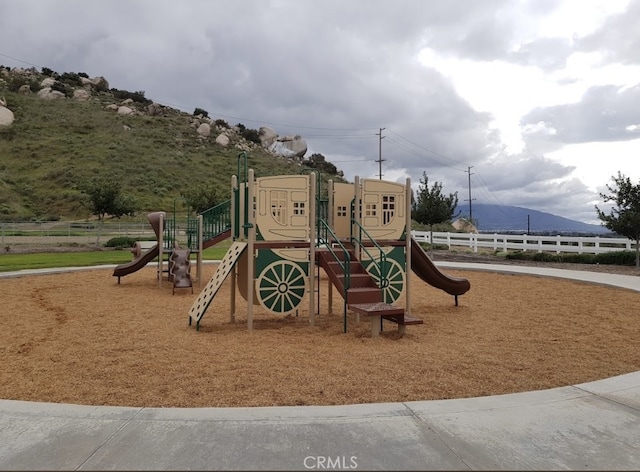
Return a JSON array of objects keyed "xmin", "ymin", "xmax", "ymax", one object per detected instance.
[{"xmin": 455, "ymin": 204, "xmax": 610, "ymax": 234}]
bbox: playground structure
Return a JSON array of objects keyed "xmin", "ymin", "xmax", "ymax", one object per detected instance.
[
  {"xmin": 185, "ymin": 152, "xmax": 470, "ymax": 336},
  {"xmin": 112, "ymin": 209, "xmax": 199, "ymax": 294}
]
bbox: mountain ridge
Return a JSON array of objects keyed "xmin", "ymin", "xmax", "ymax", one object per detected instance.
[{"xmin": 456, "ymin": 203, "xmax": 609, "ymax": 234}]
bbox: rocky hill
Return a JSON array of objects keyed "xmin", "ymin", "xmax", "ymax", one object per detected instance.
[{"xmin": 0, "ymin": 66, "xmax": 344, "ymax": 221}]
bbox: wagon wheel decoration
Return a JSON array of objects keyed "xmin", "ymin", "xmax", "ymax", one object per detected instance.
[
  {"xmin": 366, "ymin": 258, "xmax": 405, "ymax": 304},
  {"xmin": 256, "ymin": 260, "xmax": 307, "ymax": 315}
]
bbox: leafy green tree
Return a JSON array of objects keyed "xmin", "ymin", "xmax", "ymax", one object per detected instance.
[
  {"xmin": 595, "ymin": 172, "xmax": 640, "ymax": 268},
  {"xmin": 412, "ymin": 172, "xmax": 459, "ymax": 248},
  {"xmin": 81, "ymin": 176, "xmax": 136, "ymax": 245},
  {"xmin": 181, "ymin": 183, "xmax": 221, "ymax": 214}
]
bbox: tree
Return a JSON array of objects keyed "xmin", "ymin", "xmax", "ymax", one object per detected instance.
[
  {"xmin": 181, "ymin": 183, "xmax": 220, "ymax": 214},
  {"xmin": 595, "ymin": 172, "xmax": 640, "ymax": 268},
  {"xmin": 81, "ymin": 176, "xmax": 136, "ymax": 245},
  {"xmin": 412, "ymin": 172, "xmax": 459, "ymax": 248}
]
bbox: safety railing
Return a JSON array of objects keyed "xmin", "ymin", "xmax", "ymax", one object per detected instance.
[
  {"xmin": 318, "ymin": 219, "xmax": 351, "ymax": 296},
  {"xmin": 200, "ymin": 200, "xmax": 232, "ymax": 242},
  {"xmin": 350, "ymin": 218, "xmax": 388, "ymax": 291}
]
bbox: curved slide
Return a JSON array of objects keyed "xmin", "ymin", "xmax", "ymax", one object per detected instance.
[
  {"xmin": 410, "ymin": 237, "xmax": 470, "ymax": 297},
  {"xmin": 113, "ymin": 245, "xmax": 159, "ymax": 283},
  {"xmin": 113, "ymin": 211, "xmax": 165, "ymax": 283}
]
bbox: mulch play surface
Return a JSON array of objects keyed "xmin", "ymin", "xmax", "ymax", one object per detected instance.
[{"xmin": 1, "ymin": 263, "xmax": 639, "ymax": 408}]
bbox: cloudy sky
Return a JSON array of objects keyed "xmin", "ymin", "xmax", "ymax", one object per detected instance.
[{"xmin": 2, "ymin": 0, "xmax": 639, "ymax": 224}]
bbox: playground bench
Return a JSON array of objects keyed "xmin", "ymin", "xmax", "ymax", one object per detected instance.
[{"xmin": 349, "ymin": 302, "xmax": 422, "ymax": 337}]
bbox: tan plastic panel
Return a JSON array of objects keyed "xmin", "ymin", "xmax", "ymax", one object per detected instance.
[
  {"xmin": 255, "ymin": 175, "xmax": 310, "ymax": 241},
  {"xmin": 359, "ymin": 179, "xmax": 406, "ymax": 240},
  {"xmin": 332, "ymin": 182, "xmax": 354, "ymax": 239}
]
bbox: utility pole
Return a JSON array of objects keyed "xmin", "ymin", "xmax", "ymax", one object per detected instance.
[
  {"xmin": 375, "ymin": 127, "xmax": 385, "ymax": 180},
  {"xmin": 465, "ymin": 166, "xmax": 476, "ymax": 225}
]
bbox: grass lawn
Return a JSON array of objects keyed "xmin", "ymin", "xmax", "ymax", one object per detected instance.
[{"xmin": 0, "ymin": 246, "xmax": 228, "ymax": 272}]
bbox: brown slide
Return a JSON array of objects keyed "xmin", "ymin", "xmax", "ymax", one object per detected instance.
[
  {"xmin": 410, "ymin": 237, "xmax": 470, "ymax": 297},
  {"xmin": 113, "ymin": 212, "xmax": 165, "ymax": 283}
]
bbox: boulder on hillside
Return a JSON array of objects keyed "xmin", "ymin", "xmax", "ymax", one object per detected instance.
[
  {"xmin": 40, "ymin": 77, "xmax": 55, "ymax": 87},
  {"xmin": 18, "ymin": 84, "xmax": 32, "ymax": 95},
  {"xmin": 37, "ymin": 87, "xmax": 65, "ymax": 100},
  {"xmin": 117, "ymin": 106, "xmax": 133, "ymax": 115},
  {"xmin": 147, "ymin": 102, "xmax": 163, "ymax": 116},
  {"xmin": 197, "ymin": 123, "xmax": 211, "ymax": 137},
  {"xmin": 81, "ymin": 76, "xmax": 109, "ymax": 92},
  {"xmin": 259, "ymin": 126, "xmax": 278, "ymax": 147},
  {"xmin": 215, "ymin": 133, "xmax": 230, "ymax": 146},
  {"xmin": 269, "ymin": 135, "xmax": 307, "ymax": 159},
  {"xmin": 73, "ymin": 89, "xmax": 91, "ymax": 101},
  {"xmin": 0, "ymin": 103, "xmax": 14, "ymax": 126}
]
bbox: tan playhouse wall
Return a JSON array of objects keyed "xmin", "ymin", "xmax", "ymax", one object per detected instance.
[
  {"xmin": 255, "ymin": 175, "xmax": 310, "ymax": 241},
  {"xmin": 359, "ymin": 179, "xmax": 406, "ymax": 240},
  {"xmin": 332, "ymin": 182, "xmax": 354, "ymax": 239}
]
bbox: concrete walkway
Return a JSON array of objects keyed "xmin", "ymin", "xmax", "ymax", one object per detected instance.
[{"xmin": 1, "ymin": 263, "xmax": 639, "ymax": 470}]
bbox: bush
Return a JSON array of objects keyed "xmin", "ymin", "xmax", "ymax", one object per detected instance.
[
  {"xmin": 58, "ymin": 72, "xmax": 83, "ymax": 87},
  {"xmin": 594, "ymin": 250, "xmax": 636, "ymax": 266},
  {"xmin": 531, "ymin": 252, "xmax": 561, "ymax": 262},
  {"xmin": 193, "ymin": 107, "xmax": 209, "ymax": 118},
  {"xmin": 505, "ymin": 250, "xmax": 634, "ymax": 266},
  {"xmin": 214, "ymin": 119, "xmax": 229, "ymax": 128},
  {"xmin": 240, "ymin": 127, "xmax": 261, "ymax": 144},
  {"xmin": 104, "ymin": 236, "xmax": 137, "ymax": 248},
  {"xmin": 561, "ymin": 253, "xmax": 596, "ymax": 264},
  {"xmin": 111, "ymin": 88, "xmax": 151, "ymax": 104}
]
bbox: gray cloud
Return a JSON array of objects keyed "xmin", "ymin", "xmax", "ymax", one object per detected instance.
[
  {"xmin": 0, "ymin": 0, "xmax": 637, "ymax": 224},
  {"xmin": 577, "ymin": 0, "xmax": 640, "ymax": 66},
  {"xmin": 521, "ymin": 84, "xmax": 640, "ymax": 144}
]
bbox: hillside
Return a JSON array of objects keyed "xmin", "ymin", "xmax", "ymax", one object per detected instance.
[
  {"xmin": 0, "ymin": 68, "xmax": 345, "ymax": 221},
  {"xmin": 456, "ymin": 203, "xmax": 609, "ymax": 234}
]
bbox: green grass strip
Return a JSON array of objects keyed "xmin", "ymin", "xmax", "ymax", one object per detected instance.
[{"xmin": 0, "ymin": 247, "xmax": 228, "ymax": 272}]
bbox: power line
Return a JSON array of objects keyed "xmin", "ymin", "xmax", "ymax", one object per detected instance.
[{"xmin": 385, "ymin": 128, "xmax": 469, "ymax": 170}]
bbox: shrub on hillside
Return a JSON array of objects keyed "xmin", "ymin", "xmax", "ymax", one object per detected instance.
[
  {"xmin": 240, "ymin": 127, "xmax": 261, "ymax": 144},
  {"xmin": 193, "ymin": 107, "xmax": 209, "ymax": 118},
  {"xmin": 111, "ymin": 88, "xmax": 151, "ymax": 104},
  {"xmin": 58, "ymin": 72, "xmax": 84, "ymax": 88},
  {"xmin": 215, "ymin": 119, "xmax": 230, "ymax": 128}
]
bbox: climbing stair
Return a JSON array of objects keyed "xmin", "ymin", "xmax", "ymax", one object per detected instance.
[
  {"xmin": 316, "ymin": 248, "xmax": 382, "ymax": 305},
  {"xmin": 316, "ymin": 248, "xmax": 423, "ymax": 335}
]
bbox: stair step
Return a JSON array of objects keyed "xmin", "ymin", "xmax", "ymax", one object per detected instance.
[
  {"xmin": 348, "ymin": 302, "xmax": 404, "ymax": 317},
  {"xmin": 346, "ymin": 288, "xmax": 382, "ymax": 305},
  {"xmin": 338, "ymin": 273, "xmax": 377, "ymax": 288},
  {"xmin": 382, "ymin": 314, "xmax": 424, "ymax": 325}
]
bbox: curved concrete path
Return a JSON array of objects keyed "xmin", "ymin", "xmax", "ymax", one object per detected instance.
[{"xmin": 1, "ymin": 263, "xmax": 639, "ymax": 470}]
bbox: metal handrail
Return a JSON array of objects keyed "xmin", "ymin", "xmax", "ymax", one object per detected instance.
[
  {"xmin": 200, "ymin": 199, "xmax": 232, "ymax": 242},
  {"xmin": 351, "ymin": 218, "xmax": 388, "ymax": 291},
  {"xmin": 318, "ymin": 219, "xmax": 350, "ymax": 295},
  {"xmin": 318, "ymin": 218, "xmax": 352, "ymax": 333}
]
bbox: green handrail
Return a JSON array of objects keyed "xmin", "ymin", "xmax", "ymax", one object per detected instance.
[
  {"xmin": 351, "ymin": 218, "xmax": 388, "ymax": 293},
  {"xmin": 200, "ymin": 199, "xmax": 232, "ymax": 242},
  {"xmin": 318, "ymin": 218, "xmax": 351, "ymax": 333}
]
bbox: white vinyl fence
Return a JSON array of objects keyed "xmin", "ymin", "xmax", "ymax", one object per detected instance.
[
  {"xmin": 411, "ymin": 231, "xmax": 635, "ymax": 255},
  {"xmin": 0, "ymin": 221, "xmax": 155, "ymax": 247}
]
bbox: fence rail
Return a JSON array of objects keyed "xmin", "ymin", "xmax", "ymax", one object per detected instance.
[
  {"xmin": 411, "ymin": 231, "xmax": 635, "ymax": 255},
  {"xmin": 0, "ymin": 221, "xmax": 155, "ymax": 247},
  {"xmin": 1, "ymin": 222, "xmax": 636, "ymax": 255}
]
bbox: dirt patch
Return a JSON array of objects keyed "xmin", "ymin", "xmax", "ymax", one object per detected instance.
[{"xmin": 0, "ymin": 263, "xmax": 638, "ymax": 408}]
